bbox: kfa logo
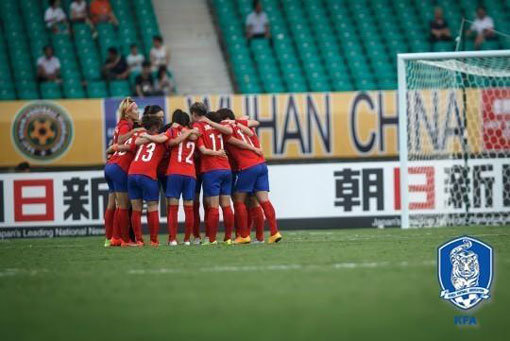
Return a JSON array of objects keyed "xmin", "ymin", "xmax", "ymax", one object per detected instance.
[{"xmin": 438, "ymin": 236, "xmax": 493, "ymax": 310}]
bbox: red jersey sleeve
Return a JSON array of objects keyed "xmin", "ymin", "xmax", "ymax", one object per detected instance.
[
  {"xmin": 197, "ymin": 135, "xmax": 205, "ymax": 148},
  {"xmin": 236, "ymin": 119, "xmax": 249, "ymax": 127},
  {"xmin": 118, "ymin": 121, "xmax": 131, "ymax": 136}
]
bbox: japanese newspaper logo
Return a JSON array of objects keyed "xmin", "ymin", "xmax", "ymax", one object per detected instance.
[
  {"xmin": 438, "ymin": 236, "xmax": 493, "ymax": 310},
  {"xmin": 11, "ymin": 101, "xmax": 74, "ymax": 162}
]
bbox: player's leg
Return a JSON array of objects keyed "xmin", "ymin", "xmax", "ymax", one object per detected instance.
[
  {"xmin": 254, "ymin": 164, "xmax": 281, "ymax": 243},
  {"xmin": 192, "ymin": 176, "xmax": 202, "ymax": 243},
  {"xmin": 166, "ymin": 175, "xmax": 182, "ymax": 245},
  {"xmin": 112, "ymin": 165, "xmax": 130, "ymax": 245},
  {"xmin": 219, "ymin": 171, "xmax": 234, "ymax": 244},
  {"xmin": 128, "ymin": 175, "xmax": 144, "ymax": 246},
  {"xmin": 247, "ymin": 195, "xmax": 264, "ymax": 242},
  {"xmin": 182, "ymin": 176, "xmax": 196, "ymax": 245},
  {"xmin": 103, "ymin": 165, "xmax": 116, "ymax": 246},
  {"xmin": 202, "ymin": 171, "xmax": 221, "ymax": 244},
  {"xmin": 143, "ymin": 176, "xmax": 161, "ymax": 246},
  {"xmin": 233, "ymin": 165, "xmax": 258, "ymax": 242}
]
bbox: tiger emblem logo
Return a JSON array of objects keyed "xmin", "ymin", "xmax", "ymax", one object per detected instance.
[{"xmin": 438, "ymin": 236, "xmax": 493, "ymax": 310}]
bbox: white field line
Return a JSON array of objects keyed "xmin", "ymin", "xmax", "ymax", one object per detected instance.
[
  {"xmin": 127, "ymin": 260, "xmax": 437, "ymax": 275},
  {"xmin": 0, "ymin": 268, "xmax": 48, "ymax": 277}
]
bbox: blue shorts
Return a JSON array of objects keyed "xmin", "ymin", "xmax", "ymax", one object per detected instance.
[
  {"xmin": 166, "ymin": 175, "xmax": 196, "ymax": 201},
  {"xmin": 234, "ymin": 163, "xmax": 270, "ymax": 193},
  {"xmin": 104, "ymin": 163, "xmax": 128, "ymax": 193},
  {"xmin": 158, "ymin": 174, "xmax": 167, "ymax": 193},
  {"xmin": 202, "ymin": 170, "xmax": 232, "ymax": 197},
  {"xmin": 128, "ymin": 174, "xmax": 160, "ymax": 201}
]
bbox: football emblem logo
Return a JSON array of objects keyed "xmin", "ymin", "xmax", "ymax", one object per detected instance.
[
  {"xmin": 438, "ymin": 236, "xmax": 493, "ymax": 310},
  {"xmin": 11, "ymin": 101, "xmax": 73, "ymax": 162}
]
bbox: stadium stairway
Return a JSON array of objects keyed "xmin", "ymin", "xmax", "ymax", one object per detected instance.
[{"xmin": 152, "ymin": 0, "xmax": 232, "ymax": 94}]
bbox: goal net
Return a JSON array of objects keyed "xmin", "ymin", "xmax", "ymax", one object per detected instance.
[{"xmin": 398, "ymin": 50, "xmax": 510, "ymax": 228}]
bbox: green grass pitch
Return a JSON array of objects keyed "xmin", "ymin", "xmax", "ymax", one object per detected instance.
[{"xmin": 0, "ymin": 226, "xmax": 508, "ymax": 341}]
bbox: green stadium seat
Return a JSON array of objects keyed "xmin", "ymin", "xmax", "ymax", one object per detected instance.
[
  {"xmin": 40, "ymin": 82, "xmax": 63, "ymax": 99},
  {"xmin": 87, "ymin": 81, "xmax": 108, "ymax": 98},
  {"xmin": 109, "ymin": 80, "xmax": 132, "ymax": 97}
]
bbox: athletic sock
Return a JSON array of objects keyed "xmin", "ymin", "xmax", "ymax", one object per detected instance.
[
  {"xmin": 234, "ymin": 202, "xmax": 248, "ymax": 238},
  {"xmin": 206, "ymin": 207, "xmax": 219, "ymax": 242},
  {"xmin": 167, "ymin": 204, "xmax": 179, "ymax": 242},
  {"xmin": 247, "ymin": 207, "xmax": 254, "ymax": 233},
  {"xmin": 131, "ymin": 210, "xmax": 143, "ymax": 242},
  {"xmin": 118, "ymin": 208, "xmax": 130, "ymax": 242},
  {"xmin": 193, "ymin": 202, "xmax": 201, "ymax": 239},
  {"xmin": 184, "ymin": 205, "xmax": 194, "ymax": 241},
  {"xmin": 112, "ymin": 208, "xmax": 121, "ymax": 239},
  {"xmin": 104, "ymin": 208, "xmax": 115, "ymax": 239},
  {"xmin": 147, "ymin": 210, "xmax": 160, "ymax": 243},
  {"xmin": 250, "ymin": 206, "xmax": 265, "ymax": 241},
  {"xmin": 204, "ymin": 207, "xmax": 210, "ymax": 239},
  {"xmin": 260, "ymin": 201, "xmax": 278, "ymax": 235},
  {"xmin": 222, "ymin": 206, "xmax": 234, "ymax": 241}
]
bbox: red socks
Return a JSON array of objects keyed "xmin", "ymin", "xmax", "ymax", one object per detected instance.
[
  {"xmin": 131, "ymin": 210, "xmax": 143, "ymax": 242},
  {"xmin": 260, "ymin": 201, "xmax": 278, "ymax": 235},
  {"xmin": 104, "ymin": 208, "xmax": 115, "ymax": 239},
  {"xmin": 222, "ymin": 206, "xmax": 234, "ymax": 241},
  {"xmin": 147, "ymin": 210, "xmax": 160, "ymax": 243},
  {"xmin": 250, "ymin": 206, "xmax": 265, "ymax": 241},
  {"xmin": 112, "ymin": 208, "xmax": 121, "ymax": 239},
  {"xmin": 193, "ymin": 201, "xmax": 201, "ymax": 239},
  {"xmin": 167, "ymin": 204, "xmax": 179, "ymax": 241},
  {"xmin": 118, "ymin": 208, "xmax": 130, "ymax": 242},
  {"xmin": 206, "ymin": 207, "xmax": 219, "ymax": 242},
  {"xmin": 234, "ymin": 202, "xmax": 248, "ymax": 238},
  {"xmin": 184, "ymin": 205, "xmax": 194, "ymax": 241}
]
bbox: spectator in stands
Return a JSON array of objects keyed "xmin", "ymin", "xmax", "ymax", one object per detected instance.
[
  {"xmin": 150, "ymin": 35, "xmax": 170, "ymax": 72},
  {"xmin": 37, "ymin": 46, "xmax": 61, "ymax": 82},
  {"xmin": 127, "ymin": 44, "xmax": 145, "ymax": 75},
  {"xmin": 44, "ymin": 0, "xmax": 70, "ymax": 34},
  {"xmin": 70, "ymin": 0, "xmax": 97, "ymax": 37},
  {"xmin": 102, "ymin": 47, "xmax": 129, "ymax": 80},
  {"xmin": 154, "ymin": 65, "xmax": 175, "ymax": 95},
  {"xmin": 467, "ymin": 6, "xmax": 495, "ymax": 49},
  {"xmin": 429, "ymin": 7, "xmax": 452, "ymax": 42},
  {"xmin": 135, "ymin": 61, "xmax": 162, "ymax": 97},
  {"xmin": 245, "ymin": 0, "xmax": 270, "ymax": 41},
  {"xmin": 90, "ymin": 0, "xmax": 118, "ymax": 26}
]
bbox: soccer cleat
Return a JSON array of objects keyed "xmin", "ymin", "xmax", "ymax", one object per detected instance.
[
  {"xmin": 223, "ymin": 239, "xmax": 232, "ymax": 245},
  {"xmin": 135, "ymin": 240, "xmax": 145, "ymax": 247},
  {"xmin": 150, "ymin": 241, "xmax": 160, "ymax": 247},
  {"xmin": 121, "ymin": 240, "xmax": 138, "ymax": 247},
  {"xmin": 104, "ymin": 239, "xmax": 111, "ymax": 247},
  {"xmin": 234, "ymin": 236, "xmax": 251, "ymax": 244},
  {"xmin": 183, "ymin": 241, "xmax": 191, "ymax": 246},
  {"xmin": 202, "ymin": 240, "xmax": 218, "ymax": 245},
  {"xmin": 252, "ymin": 239, "xmax": 265, "ymax": 244},
  {"xmin": 168, "ymin": 240, "xmax": 178, "ymax": 246},
  {"xmin": 268, "ymin": 232, "xmax": 282, "ymax": 244},
  {"xmin": 110, "ymin": 238, "xmax": 122, "ymax": 247},
  {"xmin": 192, "ymin": 238, "xmax": 202, "ymax": 245}
]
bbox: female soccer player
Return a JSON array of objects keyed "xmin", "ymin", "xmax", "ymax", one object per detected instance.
[
  {"xmin": 104, "ymin": 97, "xmax": 141, "ymax": 247},
  {"xmin": 142, "ymin": 110, "xmax": 200, "ymax": 245},
  {"xmin": 189, "ymin": 103, "xmax": 235, "ymax": 245},
  {"xmin": 127, "ymin": 115, "xmax": 166, "ymax": 246},
  {"xmin": 219, "ymin": 109, "xmax": 282, "ymax": 244}
]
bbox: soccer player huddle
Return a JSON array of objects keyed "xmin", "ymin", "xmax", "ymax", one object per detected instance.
[{"xmin": 103, "ymin": 97, "xmax": 282, "ymax": 247}]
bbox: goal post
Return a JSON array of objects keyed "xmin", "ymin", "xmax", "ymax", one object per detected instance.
[{"xmin": 397, "ymin": 50, "xmax": 510, "ymax": 229}]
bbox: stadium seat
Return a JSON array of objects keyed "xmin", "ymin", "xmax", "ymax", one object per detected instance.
[
  {"xmin": 40, "ymin": 82, "xmax": 63, "ymax": 99},
  {"xmin": 109, "ymin": 80, "xmax": 132, "ymax": 97},
  {"xmin": 87, "ymin": 81, "xmax": 109, "ymax": 98}
]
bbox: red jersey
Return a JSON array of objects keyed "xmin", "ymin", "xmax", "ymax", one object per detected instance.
[
  {"xmin": 193, "ymin": 121, "xmax": 230, "ymax": 173},
  {"xmin": 108, "ymin": 130, "xmax": 145, "ymax": 172},
  {"xmin": 165, "ymin": 126, "xmax": 197, "ymax": 178},
  {"xmin": 113, "ymin": 119, "xmax": 133, "ymax": 144},
  {"xmin": 128, "ymin": 135, "xmax": 167, "ymax": 180},
  {"xmin": 158, "ymin": 151, "xmax": 170, "ymax": 178},
  {"xmin": 226, "ymin": 122, "xmax": 264, "ymax": 171}
]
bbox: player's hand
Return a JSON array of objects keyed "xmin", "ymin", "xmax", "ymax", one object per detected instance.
[
  {"xmin": 253, "ymin": 148, "xmax": 263, "ymax": 156},
  {"xmin": 199, "ymin": 116, "xmax": 210, "ymax": 123},
  {"xmin": 222, "ymin": 119, "xmax": 235, "ymax": 124},
  {"xmin": 217, "ymin": 149, "xmax": 227, "ymax": 158},
  {"xmin": 133, "ymin": 127, "xmax": 145, "ymax": 132},
  {"xmin": 171, "ymin": 123, "xmax": 180, "ymax": 128},
  {"xmin": 190, "ymin": 128, "xmax": 200, "ymax": 135}
]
